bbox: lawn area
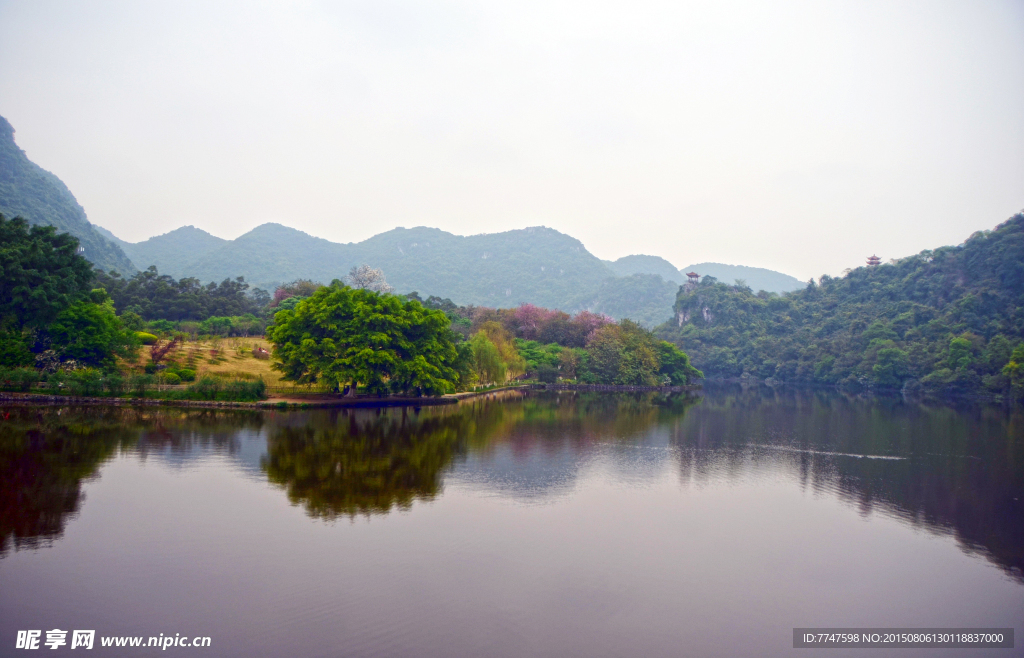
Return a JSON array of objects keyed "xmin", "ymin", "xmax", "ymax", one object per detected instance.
[{"xmin": 137, "ymin": 336, "xmax": 323, "ymax": 392}]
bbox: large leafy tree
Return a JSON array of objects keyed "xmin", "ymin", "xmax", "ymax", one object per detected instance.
[
  {"xmin": 470, "ymin": 332, "xmax": 505, "ymax": 384},
  {"xmin": 655, "ymin": 340, "xmax": 703, "ymax": 385},
  {"xmin": 267, "ymin": 283, "xmax": 460, "ymax": 395},
  {"xmin": 0, "ymin": 215, "xmax": 95, "ymax": 366},
  {"xmin": 47, "ymin": 290, "xmax": 138, "ymax": 368},
  {"xmin": 0, "ymin": 215, "xmax": 93, "ymax": 331}
]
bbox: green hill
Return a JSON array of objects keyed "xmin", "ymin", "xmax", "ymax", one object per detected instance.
[
  {"xmin": 103, "ymin": 223, "xmax": 626, "ymax": 313},
  {"xmin": 603, "ymin": 254, "xmax": 806, "ymax": 295},
  {"xmin": 0, "ymin": 115, "xmax": 135, "ymax": 274},
  {"xmin": 657, "ymin": 213, "xmax": 1024, "ymax": 398},
  {"xmin": 679, "ymin": 262, "xmax": 804, "ymax": 294},
  {"xmin": 590, "ymin": 274, "xmax": 679, "ymax": 326},
  {"xmin": 94, "ymin": 224, "xmax": 225, "ymax": 274},
  {"xmin": 605, "ymin": 255, "xmax": 682, "ymax": 282},
  {"xmin": 98, "ymin": 222, "xmax": 807, "ymax": 325}
]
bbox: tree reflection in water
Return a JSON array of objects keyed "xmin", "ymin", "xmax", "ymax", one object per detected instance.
[
  {"xmin": 0, "ymin": 407, "xmax": 264, "ymax": 556},
  {"xmin": 0, "ymin": 408, "xmax": 129, "ymax": 555},
  {"xmin": 1, "ymin": 390, "xmax": 1021, "ymax": 583},
  {"xmin": 260, "ymin": 391, "xmax": 696, "ymax": 518},
  {"xmin": 676, "ymin": 386, "xmax": 1024, "ymax": 582}
]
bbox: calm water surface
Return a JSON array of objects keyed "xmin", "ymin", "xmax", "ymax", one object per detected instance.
[{"xmin": 1, "ymin": 388, "xmax": 1022, "ymax": 657}]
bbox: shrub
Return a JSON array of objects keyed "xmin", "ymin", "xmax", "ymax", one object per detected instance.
[
  {"xmin": 223, "ymin": 378, "xmax": 266, "ymax": 401},
  {"xmin": 147, "ymin": 320, "xmax": 175, "ymax": 335},
  {"xmin": 70, "ymin": 368, "xmax": 104, "ymax": 396},
  {"xmin": 176, "ymin": 368, "xmax": 196, "ymax": 382},
  {"xmin": 136, "ymin": 332, "xmax": 158, "ymax": 345},
  {"xmin": 161, "ymin": 372, "xmax": 182, "ymax": 385},
  {"xmin": 47, "ymin": 372, "xmax": 70, "ymax": 395},
  {"xmin": 104, "ymin": 373, "xmax": 126, "ymax": 396},
  {"xmin": 188, "ymin": 376, "xmax": 221, "ymax": 400},
  {"xmin": 0, "ymin": 367, "xmax": 39, "ymax": 391},
  {"xmin": 129, "ymin": 374, "xmax": 155, "ymax": 397},
  {"xmin": 0, "ymin": 331, "xmax": 34, "ymax": 367},
  {"xmin": 536, "ymin": 363, "xmax": 559, "ymax": 383},
  {"xmin": 144, "ymin": 363, "xmax": 158, "ymax": 374},
  {"xmin": 185, "ymin": 376, "xmax": 266, "ymax": 401}
]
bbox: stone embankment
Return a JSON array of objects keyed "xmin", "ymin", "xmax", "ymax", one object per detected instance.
[{"xmin": 0, "ymin": 382, "xmax": 700, "ymax": 410}]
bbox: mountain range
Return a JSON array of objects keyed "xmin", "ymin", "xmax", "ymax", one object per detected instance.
[
  {"xmin": 1, "ymin": 113, "xmax": 805, "ymax": 324},
  {"xmin": 97, "ymin": 222, "xmax": 804, "ymax": 321}
]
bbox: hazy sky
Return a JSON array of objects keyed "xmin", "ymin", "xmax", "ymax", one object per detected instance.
[{"xmin": 1, "ymin": 0, "xmax": 1022, "ymax": 280}]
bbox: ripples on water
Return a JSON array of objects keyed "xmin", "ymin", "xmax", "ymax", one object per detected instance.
[{"xmin": 1, "ymin": 387, "xmax": 1022, "ymax": 657}]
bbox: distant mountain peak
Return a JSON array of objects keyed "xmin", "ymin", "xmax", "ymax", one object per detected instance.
[
  {"xmin": 0, "ymin": 114, "xmax": 136, "ymax": 273},
  {"xmin": 0, "ymin": 115, "xmax": 14, "ymax": 141},
  {"xmin": 607, "ymin": 255, "xmax": 681, "ymax": 282},
  {"xmin": 680, "ymin": 262, "xmax": 804, "ymax": 294}
]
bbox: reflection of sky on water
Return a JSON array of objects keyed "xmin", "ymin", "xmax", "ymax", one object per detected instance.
[
  {"xmin": 1, "ymin": 390, "xmax": 1022, "ymax": 658},
  {"xmin": 127, "ymin": 428, "xmax": 269, "ymax": 480},
  {"xmin": 449, "ymin": 426, "xmax": 682, "ymax": 501}
]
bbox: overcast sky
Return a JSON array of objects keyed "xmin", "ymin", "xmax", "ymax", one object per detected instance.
[{"xmin": 1, "ymin": 0, "xmax": 1022, "ymax": 280}]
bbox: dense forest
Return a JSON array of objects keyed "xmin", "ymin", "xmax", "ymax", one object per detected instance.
[
  {"xmin": 0, "ymin": 215, "xmax": 136, "ymax": 371},
  {"xmin": 95, "ymin": 267, "xmax": 269, "ymax": 322},
  {"xmin": 656, "ymin": 213, "xmax": 1024, "ymax": 400}
]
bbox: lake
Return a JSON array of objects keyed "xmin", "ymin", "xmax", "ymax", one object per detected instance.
[{"xmin": 1, "ymin": 388, "xmax": 1022, "ymax": 657}]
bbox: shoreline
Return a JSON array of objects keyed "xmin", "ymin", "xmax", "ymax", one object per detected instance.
[{"xmin": 0, "ymin": 383, "xmax": 701, "ymax": 410}]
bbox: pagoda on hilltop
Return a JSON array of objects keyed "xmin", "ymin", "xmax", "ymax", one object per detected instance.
[
  {"xmin": 686, "ymin": 271, "xmax": 700, "ymax": 284},
  {"xmin": 866, "ymin": 255, "xmax": 881, "ymax": 267}
]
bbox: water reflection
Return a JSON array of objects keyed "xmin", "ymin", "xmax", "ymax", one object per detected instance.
[
  {"xmin": 1, "ymin": 389, "xmax": 1022, "ymax": 583},
  {"xmin": 678, "ymin": 386, "xmax": 1024, "ymax": 581},
  {"xmin": 260, "ymin": 392, "xmax": 697, "ymax": 517},
  {"xmin": 0, "ymin": 408, "xmax": 128, "ymax": 554},
  {"xmin": 0, "ymin": 407, "xmax": 263, "ymax": 555}
]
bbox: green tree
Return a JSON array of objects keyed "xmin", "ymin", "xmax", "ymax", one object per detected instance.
[
  {"xmin": 586, "ymin": 324, "xmax": 624, "ymax": 384},
  {"xmin": 872, "ymin": 344, "xmax": 910, "ymax": 387},
  {"xmin": 0, "ymin": 215, "xmax": 94, "ymax": 331},
  {"xmin": 655, "ymin": 211, "xmax": 1024, "ymax": 400},
  {"xmin": 46, "ymin": 290, "xmax": 138, "ymax": 368},
  {"xmin": 476, "ymin": 321, "xmax": 526, "ymax": 380},
  {"xmin": 1003, "ymin": 344, "xmax": 1024, "ymax": 398},
  {"xmin": 948, "ymin": 336, "xmax": 973, "ymax": 371},
  {"xmin": 267, "ymin": 283, "xmax": 460, "ymax": 395},
  {"xmin": 656, "ymin": 340, "xmax": 703, "ymax": 385},
  {"xmin": 470, "ymin": 332, "xmax": 505, "ymax": 385},
  {"xmin": 617, "ymin": 320, "xmax": 660, "ymax": 385},
  {"xmin": 0, "ymin": 330, "xmax": 33, "ymax": 367}
]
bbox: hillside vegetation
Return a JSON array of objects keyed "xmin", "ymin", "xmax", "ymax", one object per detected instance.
[
  {"xmin": 94, "ymin": 224, "xmax": 226, "ymax": 274},
  {"xmin": 657, "ymin": 213, "xmax": 1024, "ymax": 399},
  {"xmin": 98, "ymin": 221, "xmax": 804, "ymax": 325},
  {"xmin": 99, "ymin": 223, "xmax": 687, "ymax": 323},
  {"xmin": 0, "ymin": 115, "xmax": 134, "ymax": 274}
]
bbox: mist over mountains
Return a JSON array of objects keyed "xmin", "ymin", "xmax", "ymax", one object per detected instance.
[
  {"xmin": 1, "ymin": 113, "xmax": 804, "ymax": 324},
  {"xmin": 97, "ymin": 221, "xmax": 804, "ymax": 322}
]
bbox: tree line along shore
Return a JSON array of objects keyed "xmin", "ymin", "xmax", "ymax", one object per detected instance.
[
  {"xmin": 0, "ymin": 215, "xmax": 702, "ymax": 404},
  {"xmin": 3, "ymin": 210, "xmax": 1023, "ymax": 405}
]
